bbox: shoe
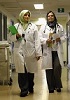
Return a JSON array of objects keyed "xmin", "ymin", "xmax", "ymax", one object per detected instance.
[
  {"xmin": 49, "ymin": 90, "xmax": 54, "ymax": 93},
  {"xmin": 29, "ymin": 89, "xmax": 34, "ymax": 94},
  {"xmin": 56, "ymin": 88, "xmax": 61, "ymax": 92},
  {"xmin": 20, "ymin": 92, "xmax": 28, "ymax": 97}
]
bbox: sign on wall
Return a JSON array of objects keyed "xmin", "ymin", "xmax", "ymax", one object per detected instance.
[{"xmin": 58, "ymin": 8, "xmax": 64, "ymax": 13}]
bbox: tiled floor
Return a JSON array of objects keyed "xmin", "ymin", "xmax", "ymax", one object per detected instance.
[{"xmin": 0, "ymin": 61, "xmax": 70, "ymax": 100}]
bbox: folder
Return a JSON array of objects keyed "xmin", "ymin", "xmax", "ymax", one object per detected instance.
[{"xmin": 9, "ymin": 25, "xmax": 18, "ymax": 35}]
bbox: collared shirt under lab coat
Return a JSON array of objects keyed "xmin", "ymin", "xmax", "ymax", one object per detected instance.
[
  {"xmin": 10, "ymin": 22, "xmax": 42, "ymax": 73},
  {"xmin": 39, "ymin": 23, "xmax": 67, "ymax": 70}
]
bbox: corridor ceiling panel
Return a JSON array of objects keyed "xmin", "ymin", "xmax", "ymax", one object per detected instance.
[{"xmin": 0, "ymin": 0, "xmax": 70, "ymax": 21}]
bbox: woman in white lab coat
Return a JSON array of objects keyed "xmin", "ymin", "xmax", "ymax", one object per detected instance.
[
  {"xmin": 10, "ymin": 10, "xmax": 42, "ymax": 97},
  {"xmin": 39, "ymin": 11, "xmax": 66, "ymax": 93}
]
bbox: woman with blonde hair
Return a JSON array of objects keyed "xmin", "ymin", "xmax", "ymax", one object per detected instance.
[{"xmin": 10, "ymin": 10, "xmax": 42, "ymax": 97}]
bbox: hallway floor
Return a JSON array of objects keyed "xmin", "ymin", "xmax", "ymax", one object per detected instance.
[{"xmin": 0, "ymin": 65, "xmax": 70, "ymax": 100}]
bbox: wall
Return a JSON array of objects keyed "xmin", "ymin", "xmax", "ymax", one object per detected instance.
[
  {"xmin": 0, "ymin": 5, "xmax": 17, "ymax": 27},
  {"xmin": 0, "ymin": 5, "xmax": 17, "ymax": 41}
]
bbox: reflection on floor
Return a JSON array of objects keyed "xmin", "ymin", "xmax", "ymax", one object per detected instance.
[{"xmin": 0, "ymin": 64, "xmax": 70, "ymax": 100}]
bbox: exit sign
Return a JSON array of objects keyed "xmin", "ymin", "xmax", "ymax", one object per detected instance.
[{"xmin": 58, "ymin": 8, "xmax": 64, "ymax": 13}]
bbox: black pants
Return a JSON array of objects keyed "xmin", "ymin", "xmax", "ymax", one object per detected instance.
[
  {"xmin": 45, "ymin": 51, "xmax": 62, "ymax": 91},
  {"xmin": 18, "ymin": 67, "xmax": 34, "ymax": 94}
]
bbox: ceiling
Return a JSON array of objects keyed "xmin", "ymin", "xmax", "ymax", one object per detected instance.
[{"xmin": 0, "ymin": 0, "xmax": 70, "ymax": 21}]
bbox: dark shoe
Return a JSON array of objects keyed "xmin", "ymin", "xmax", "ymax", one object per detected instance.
[
  {"xmin": 56, "ymin": 88, "xmax": 61, "ymax": 92},
  {"xmin": 49, "ymin": 90, "xmax": 54, "ymax": 93},
  {"xmin": 29, "ymin": 89, "xmax": 34, "ymax": 94},
  {"xmin": 20, "ymin": 92, "xmax": 28, "ymax": 97}
]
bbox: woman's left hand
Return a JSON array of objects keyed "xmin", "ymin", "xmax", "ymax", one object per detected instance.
[{"xmin": 56, "ymin": 37, "xmax": 61, "ymax": 43}]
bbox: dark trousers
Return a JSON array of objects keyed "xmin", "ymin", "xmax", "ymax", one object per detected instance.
[
  {"xmin": 45, "ymin": 51, "xmax": 62, "ymax": 90},
  {"xmin": 18, "ymin": 67, "xmax": 34, "ymax": 94}
]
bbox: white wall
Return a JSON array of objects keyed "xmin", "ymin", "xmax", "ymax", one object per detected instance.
[{"xmin": 0, "ymin": 5, "xmax": 17, "ymax": 27}]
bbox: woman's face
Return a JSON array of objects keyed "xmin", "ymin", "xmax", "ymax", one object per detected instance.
[
  {"xmin": 47, "ymin": 12, "xmax": 55, "ymax": 22},
  {"xmin": 23, "ymin": 12, "xmax": 30, "ymax": 22}
]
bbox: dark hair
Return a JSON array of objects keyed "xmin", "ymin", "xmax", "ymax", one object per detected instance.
[
  {"xmin": 46, "ymin": 11, "xmax": 57, "ymax": 22},
  {"xmin": 46, "ymin": 11, "xmax": 58, "ymax": 33}
]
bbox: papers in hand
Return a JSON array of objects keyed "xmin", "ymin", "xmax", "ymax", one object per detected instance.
[
  {"xmin": 48, "ymin": 33, "xmax": 60, "ymax": 48},
  {"xmin": 9, "ymin": 25, "xmax": 18, "ymax": 35}
]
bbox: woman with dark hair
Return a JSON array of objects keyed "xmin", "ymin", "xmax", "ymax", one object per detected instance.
[{"xmin": 39, "ymin": 11, "xmax": 66, "ymax": 93}]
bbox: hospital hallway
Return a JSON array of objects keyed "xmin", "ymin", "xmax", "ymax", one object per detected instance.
[{"xmin": 0, "ymin": 63, "xmax": 70, "ymax": 100}]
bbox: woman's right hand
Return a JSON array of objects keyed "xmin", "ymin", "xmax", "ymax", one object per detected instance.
[
  {"xmin": 16, "ymin": 33, "xmax": 21, "ymax": 40},
  {"xmin": 56, "ymin": 37, "xmax": 61, "ymax": 43},
  {"xmin": 46, "ymin": 39, "xmax": 52, "ymax": 47},
  {"xmin": 46, "ymin": 39, "xmax": 52, "ymax": 44}
]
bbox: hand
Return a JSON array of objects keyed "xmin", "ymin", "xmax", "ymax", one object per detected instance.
[
  {"xmin": 46, "ymin": 39, "xmax": 52, "ymax": 47},
  {"xmin": 36, "ymin": 56, "xmax": 41, "ymax": 61},
  {"xmin": 56, "ymin": 37, "xmax": 61, "ymax": 43},
  {"xmin": 46, "ymin": 39, "xmax": 52, "ymax": 44},
  {"xmin": 16, "ymin": 33, "xmax": 21, "ymax": 40}
]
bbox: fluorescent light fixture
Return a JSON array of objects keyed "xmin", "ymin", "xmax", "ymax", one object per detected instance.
[
  {"xmin": 34, "ymin": 4, "xmax": 44, "ymax": 9},
  {"xmin": 38, "ymin": 18, "xmax": 46, "ymax": 22},
  {"xmin": 35, "ymin": 18, "xmax": 46, "ymax": 25}
]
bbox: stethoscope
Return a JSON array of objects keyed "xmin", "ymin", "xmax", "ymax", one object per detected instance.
[
  {"xmin": 22, "ymin": 22, "xmax": 32, "ymax": 41},
  {"xmin": 43, "ymin": 23, "xmax": 60, "ymax": 33},
  {"xmin": 27, "ymin": 22, "xmax": 32, "ymax": 33},
  {"xmin": 17, "ymin": 22, "xmax": 32, "ymax": 30}
]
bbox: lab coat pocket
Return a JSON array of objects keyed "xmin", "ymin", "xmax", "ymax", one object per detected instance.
[
  {"xmin": 42, "ymin": 52, "xmax": 52, "ymax": 69},
  {"xmin": 25, "ymin": 56, "xmax": 38, "ymax": 73}
]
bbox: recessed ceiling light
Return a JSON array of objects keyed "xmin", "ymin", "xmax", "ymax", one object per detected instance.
[
  {"xmin": 34, "ymin": 4, "xmax": 44, "ymax": 9},
  {"xmin": 35, "ymin": 17, "xmax": 46, "ymax": 25}
]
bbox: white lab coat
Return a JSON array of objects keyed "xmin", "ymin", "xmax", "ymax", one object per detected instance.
[
  {"xmin": 39, "ymin": 23, "xmax": 66, "ymax": 69},
  {"xmin": 11, "ymin": 22, "xmax": 42, "ymax": 73},
  {"xmin": 19, "ymin": 22, "xmax": 42, "ymax": 73},
  {"xmin": 10, "ymin": 23, "xmax": 25, "ymax": 73}
]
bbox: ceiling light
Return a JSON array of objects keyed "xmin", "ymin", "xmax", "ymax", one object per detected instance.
[
  {"xmin": 35, "ymin": 18, "xmax": 46, "ymax": 25},
  {"xmin": 38, "ymin": 18, "xmax": 46, "ymax": 22},
  {"xmin": 34, "ymin": 4, "xmax": 44, "ymax": 9},
  {"xmin": 38, "ymin": 18, "xmax": 46, "ymax": 24}
]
